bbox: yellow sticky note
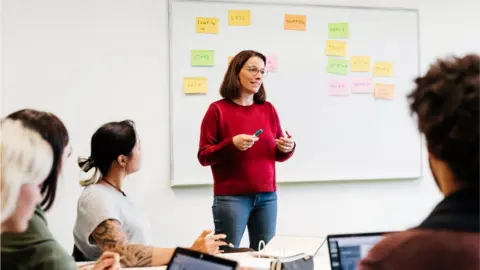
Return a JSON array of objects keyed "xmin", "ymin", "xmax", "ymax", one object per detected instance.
[
  {"xmin": 196, "ymin": 17, "xmax": 219, "ymax": 34},
  {"xmin": 325, "ymin": 40, "xmax": 347, "ymax": 56},
  {"xmin": 350, "ymin": 56, "xmax": 371, "ymax": 72},
  {"xmin": 284, "ymin": 14, "xmax": 306, "ymax": 31},
  {"xmin": 228, "ymin": 56, "xmax": 233, "ymax": 64},
  {"xmin": 374, "ymin": 83, "xmax": 395, "ymax": 99},
  {"xmin": 184, "ymin": 77, "xmax": 208, "ymax": 94},
  {"xmin": 374, "ymin": 62, "xmax": 394, "ymax": 77},
  {"xmin": 228, "ymin": 10, "xmax": 251, "ymax": 26}
]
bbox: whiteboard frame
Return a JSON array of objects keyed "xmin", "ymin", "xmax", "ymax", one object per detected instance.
[{"xmin": 167, "ymin": 0, "xmax": 422, "ymax": 187}]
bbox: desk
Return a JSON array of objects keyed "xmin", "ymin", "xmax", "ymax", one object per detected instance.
[{"xmin": 76, "ymin": 249, "xmax": 330, "ymax": 269}]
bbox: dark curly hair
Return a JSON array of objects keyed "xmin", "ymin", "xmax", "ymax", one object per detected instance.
[{"xmin": 408, "ymin": 53, "xmax": 479, "ymax": 187}]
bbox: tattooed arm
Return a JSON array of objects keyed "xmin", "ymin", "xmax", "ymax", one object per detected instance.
[{"xmin": 90, "ymin": 219, "xmax": 174, "ymax": 267}]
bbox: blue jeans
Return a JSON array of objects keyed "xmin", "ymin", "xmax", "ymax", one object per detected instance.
[{"xmin": 212, "ymin": 192, "xmax": 277, "ymax": 251}]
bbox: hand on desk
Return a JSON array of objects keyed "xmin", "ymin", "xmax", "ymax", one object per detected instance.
[
  {"xmin": 191, "ymin": 229, "xmax": 228, "ymax": 255},
  {"xmin": 90, "ymin": 251, "xmax": 121, "ymax": 270}
]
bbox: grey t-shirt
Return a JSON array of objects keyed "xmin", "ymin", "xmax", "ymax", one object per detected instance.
[{"xmin": 73, "ymin": 184, "xmax": 151, "ymax": 260}]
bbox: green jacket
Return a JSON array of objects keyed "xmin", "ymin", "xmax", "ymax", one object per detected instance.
[{"xmin": 1, "ymin": 205, "xmax": 77, "ymax": 270}]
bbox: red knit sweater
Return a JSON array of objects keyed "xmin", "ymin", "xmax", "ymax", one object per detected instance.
[{"xmin": 197, "ymin": 98, "xmax": 295, "ymax": 195}]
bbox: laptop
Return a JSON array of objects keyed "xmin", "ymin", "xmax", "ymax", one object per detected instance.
[
  {"xmin": 166, "ymin": 247, "xmax": 239, "ymax": 270},
  {"xmin": 327, "ymin": 232, "xmax": 394, "ymax": 270}
]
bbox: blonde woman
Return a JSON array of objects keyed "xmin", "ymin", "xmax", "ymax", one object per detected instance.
[
  {"xmin": 1, "ymin": 110, "xmax": 121, "ymax": 270},
  {"xmin": 0, "ymin": 118, "xmax": 52, "ymax": 232}
]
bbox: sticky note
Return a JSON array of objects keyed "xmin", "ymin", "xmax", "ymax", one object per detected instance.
[
  {"xmin": 328, "ymin": 22, "xmax": 349, "ymax": 38},
  {"xmin": 284, "ymin": 14, "xmax": 306, "ymax": 31},
  {"xmin": 350, "ymin": 56, "xmax": 371, "ymax": 72},
  {"xmin": 191, "ymin": 50, "xmax": 214, "ymax": 66},
  {"xmin": 325, "ymin": 40, "xmax": 347, "ymax": 57},
  {"xmin": 184, "ymin": 77, "xmax": 208, "ymax": 94},
  {"xmin": 266, "ymin": 56, "xmax": 278, "ymax": 72},
  {"xmin": 228, "ymin": 10, "xmax": 251, "ymax": 26},
  {"xmin": 351, "ymin": 78, "xmax": 373, "ymax": 93},
  {"xmin": 374, "ymin": 83, "xmax": 395, "ymax": 99},
  {"xmin": 329, "ymin": 80, "xmax": 349, "ymax": 96},
  {"xmin": 327, "ymin": 57, "xmax": 349, "ymax": 75},
  {"xmin": 228, "ymin": 56, "xmax": 233, "ymax": 65},
  {"xmin": 196, "ymin": 17, "xmax": 219, "ymax": 34},
  {"xmin": 374, "ymin": 62, "xmax": 394, "ymax": 77}
]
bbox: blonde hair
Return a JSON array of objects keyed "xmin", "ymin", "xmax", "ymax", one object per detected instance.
[
  {"xmin": 78, "ymin": 156, "xmax": 102, "ymax": 186},
  {"xmin": 0, "ymin": 119, "xmax": 53, "ymax": 223}
]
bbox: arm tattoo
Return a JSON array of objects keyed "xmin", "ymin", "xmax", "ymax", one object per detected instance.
[{"xmin": 91, "ymin": 219, "xmax": 153, "ymax": 267}]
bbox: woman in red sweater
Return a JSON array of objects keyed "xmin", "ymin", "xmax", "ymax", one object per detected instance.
[{"xmin": 197, "ymin": 50, "xmax": 295, "ymax": 250}]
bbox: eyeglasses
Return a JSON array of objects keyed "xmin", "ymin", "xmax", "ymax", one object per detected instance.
[{"xmin": 244, "ymin": 67, "xmax": 268, "ymax": 78}]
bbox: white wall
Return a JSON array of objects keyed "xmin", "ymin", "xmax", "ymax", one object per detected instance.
[
  {"xmin": 2, "ymin": 0, "xmax": 479, "ymax": 251},
  {"xmin": 1, "ymin": 0, "xmax": 3, "ymax": 114}
]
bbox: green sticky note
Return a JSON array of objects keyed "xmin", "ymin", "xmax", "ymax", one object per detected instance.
[
  {"xmin": 191, "ymin": 50, "xmax": 214, "ymax": 66},
  {"xmin": 327, "ymin": 57, "xmax": 349, "ymax": 75},
  {"xmin": 328, "ymin": 22, "xmax": 349, "ymax": 38}
]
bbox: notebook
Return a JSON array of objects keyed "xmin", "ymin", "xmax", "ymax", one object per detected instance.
[{"xmin": 249, "ymin": 235, "xmax": 326, "ymax": 259}]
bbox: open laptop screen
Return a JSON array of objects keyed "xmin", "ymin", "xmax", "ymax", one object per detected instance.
[
  {"xmin": 327, "ymin": 232, "xmax": 392, "ymax": 270},
  {"xmin": 167, "ymin": 248, "xmax": 238, "ymax": 270}
]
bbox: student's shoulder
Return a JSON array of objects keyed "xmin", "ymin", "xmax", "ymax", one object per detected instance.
[
  {"xmin": 360, "ymin": 229, "xmax": 468, "ymax": 268},
  {"xmin": 77, "ymin": 184, "xmax": 113, "ymax": 206},
  {"xmin": 29, "ymin": 240, "xmax": 77, "ymax": 270}
]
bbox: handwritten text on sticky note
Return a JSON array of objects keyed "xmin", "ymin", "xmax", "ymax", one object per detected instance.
[
  {"xmin": 327, "ymin": 58, "xmax": 349, "ymax": 75},
  {"xmin": 328, "ymin": 22, "xmax": 349, "ymax": 38},
  {"xmin": 374, "ymin": 83, "xmax": 395, "ymax": 99},
  {"xmin": 284, "ymin": 14, "xmax": 306, "ymax": 31},
  {"xmin": 196, "ymin": 17, "xmax": 219, "ymax": 34},
  {"xmin": 329, "ymin": 80, "xmax": 349, "ymax": 96},
  {"xmin": 374, "ymin": 62, "xmax": 394, "ymax": 77},
  {"xmin": 350, "ymin": 56, "xmax": 371, "ymax": 72},
  {"xmin": 228, "ymin": 10, "xmax": 251, "ymax": 26},
  {"xmin": 325, "ymin": 40, "xmax": 347, "ymax": 56},
  {"xmin": 351, "ymin": 78, "xmax": 373, "ymax": 93},
  {"xmin": 191, "ymin": 50, "xmax": 214, "ymax": 66},
  {"xmin": 184, "ymin": 77, "xmax": 208, "ymax": 94},
  {"xmin": 266, "ymin": 56, "xmax": 278, "ymax": 72}
]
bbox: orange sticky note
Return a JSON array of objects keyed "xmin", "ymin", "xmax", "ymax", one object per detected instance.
[
  {"xmin": 350, "ymin": 56, "xmax": 371, "ymax": 72},
  {"xmin": 325, "ymin": 40, "xmax": 347, "ymax": 56},
  {"xmin": 284, "ymin": 14, "xmax": 306, "ymax": 31},
  {"xmin": 184, "ymin": 77, "xmax": 208, "ymax": 94},
  {"xmin": 374, "ymin": 83, "xmax": 395, "ymax": 99},
  {"xmin": 196, "ymin": 17, "xmax": 219, "ymax": 34},
  {"xmin": 374, "ymin": 61, "xmax": 393, "ymax": 77}
]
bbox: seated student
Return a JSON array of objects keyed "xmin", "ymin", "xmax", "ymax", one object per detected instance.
[
  {"xmin": 0, "ymin": 118, "xmax": 52, "ymax": 233},
  {"xmin": 359, "ymin": 54, "xmax": 479, "ymax": 270},
  {"xmin": 73, "ymin": 120, "xmax": 227, "ymax": 267},
  {"xmin": 1, "ymin": 109, "xmax": 121, "ymax": 270}
]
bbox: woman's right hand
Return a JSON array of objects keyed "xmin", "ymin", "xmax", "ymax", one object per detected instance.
[
  {"xmin": 233, "ymin": 134, "xmax": 259, "ymax": 151},
  {"xmin": 92, "ymin": 251, "xmax": 121, "ymax": 270},
  {"xmin": 191, "ymin": 229, "xmax": 227, "ymax": 255}
]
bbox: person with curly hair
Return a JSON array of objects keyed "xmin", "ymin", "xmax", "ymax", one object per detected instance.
[{"xmin": 359, "ymin": 54, "xmax": 479, "ymax": 270}]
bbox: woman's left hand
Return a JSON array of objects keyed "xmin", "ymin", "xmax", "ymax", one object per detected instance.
[{"xmin": 276, "ymin": 131, "xmax": 295, "ymax": 153}]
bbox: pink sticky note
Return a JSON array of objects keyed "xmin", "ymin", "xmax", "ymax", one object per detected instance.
[
  {"xmin": 351, "ymin": 78, "xmax": 373, "ymax": 94},
  {"xmin": 328, "ymin": 80, "xmax": 349, "ymax": 96},
  {"xmin": 266, "ymin": 56, "xmax": 278, "ymax": 72}
]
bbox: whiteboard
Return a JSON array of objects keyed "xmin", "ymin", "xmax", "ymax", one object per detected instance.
[{"xmin": 169, "ymin": 0, "xmax": 422, "ymax": 186}]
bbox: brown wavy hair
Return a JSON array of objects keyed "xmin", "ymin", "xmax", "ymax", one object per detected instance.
[
  {"xmin": 219, "ymin": 50, "xmax": 266, "ymax": 104},
  {"xmin": 408, "ymin": 53, "xmax": 479, "ymax": 187}
]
